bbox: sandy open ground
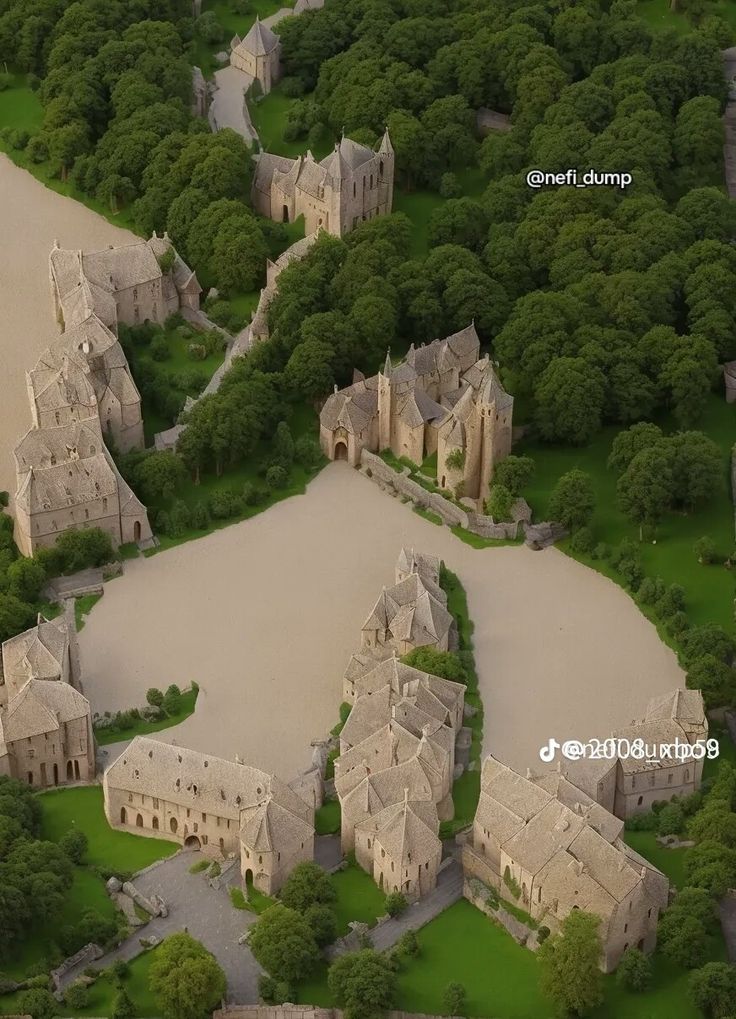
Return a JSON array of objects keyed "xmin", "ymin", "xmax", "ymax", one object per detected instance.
[
  {"xmin": 0, "ymin": 155, "xmax": 137, "ymax": 497},
  {"xmin": 81, "ymin": 464, "xmax": 685, "ymax": 780}
]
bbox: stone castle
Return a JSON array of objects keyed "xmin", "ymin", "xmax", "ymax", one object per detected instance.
[
  {"xmin": 462, "ymin": 756, "xmax": 670, "ymax": 972},
  {"xmin": 229, "ymin": 1, "xmax": 325, "ymax": 96},
  {"xmin": 0, "ymin": 614, "xmax": 95, "ymax": 786},
  {"xmin": 13, "ymin": 235, "xmax": 201, "ymax": 556},
  {"xmin": 103, "ymin": 736, "xmax": 315, "ymax": 897},
  {"xmin": 320, "ymin": 324, "xmax": 513, "ymax": 502},
  {"xmin": 335, "ymin": 550, "xmax": 466, "ymax": 901},
  {"xmin": 253, "ymin": 132, "xmax": 394, "ymax": 237}
]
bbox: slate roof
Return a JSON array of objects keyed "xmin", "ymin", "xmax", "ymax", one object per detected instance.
[
  {"xmin": 105, "ymin": 736, "xmax": 312, "ymax": 825},
  {"xmin": 1, "ymin": 616, "xmax": 70, "ymax": 697},
  {"xmin": 4, "ymin": 678, "xmax": 89, "ymax": 741},
  {"xmin": 234, "ymin": 16, "xmax": 279, "ymax": 58},
  {"xmin": 356, "ymin": 795, "xmax": 441, "ymax": 867}
]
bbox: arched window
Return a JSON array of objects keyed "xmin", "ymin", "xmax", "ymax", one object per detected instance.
[
  {"xmin": 152, "ymin": 816, "xmax": 159, "ymax": 830},
  {"xmin": 170, "ymin": 817, "xmax": 178, "ymax": 834},
  {"xmin": 136, "ymin": 814, "xmax": 143, "ymax": 827},
  {"xmin": 121, "ymin": 807, "xmax": 127, "ymax": 824}
]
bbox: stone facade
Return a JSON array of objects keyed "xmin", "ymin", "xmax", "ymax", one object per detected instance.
[
  {"xmin": 13, "ymin": 418, "xmax": 152, "ymax": 557},
  {"xmin": 0, "ymin": 678, "xmax": 94, "ymax": 788},
  {"xmin": 49, "ymin": 234, "xmax": 201, "ymax": 334},
  {"xmin": 253, "ymin": 133, "xmax": 394, "ymax": 237},
  {"xmin": 563, "ymin": 689, "xmax": 708, "ymax": 820},
  {"xmin": 103, "ymin": 736, "xmax": 315, "ymax": 896},
  {"xmin": 320, "ymin": 325, "xmax": 513, "ymax": 503},
  {"xmin": 334, "ymin": 550, "xmax": 465, "ymax": 899},
  {"xmin": 230, "ymin": 18, "xmax": 281, "ymax": 94},
  {"xmin": 462, "ymin": 756, "xmax": 669, "ymax": 972}
]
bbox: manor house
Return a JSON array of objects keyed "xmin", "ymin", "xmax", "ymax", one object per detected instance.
[
  {"xmin": 104, "ymin": 737, "xmax": 315, "ymax": 896},
  {"xmin": 0, "ymin": 616, "xmax": 93, "ymax": 787},
  {"xmin": 13, "ymin": 418, "xmax": 152, "ymax": 557},
  {"xmin": 563, "ymin": 688, "xmax": 708, "ymax": 819},
  {"xmin": 253, "ymin": 132, "xmax": 394, "ymax": 236},
  {"xmin": 334, "ymin": 550, "xmax": 467, "ymax": 901},
  {"xmin": 462, "ymin": 756, "xmax": 669, "ymax": 972},
  {"xmin": 320, "ymin": 324, "xmax": 514, "ymax": 502},
  {"xmin": 49, "ymin": 234, "xmax": 201, "ymax": 334}
]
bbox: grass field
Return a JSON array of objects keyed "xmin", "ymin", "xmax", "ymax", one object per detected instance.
[
  {"xmin": 75, "ymin": 592, "xmax": 102, "ymax": 631},
  {"xmin": 638, "ymin": 0, "xmax": 736, "ymax": 36},
  {"xmin": 315, "ymin": 798, "xmax": 341, "ymax": 835},
  {"xmin": 94, "ymin": 684, "xmax": 200, "ymax": 746},
  {"xmin": 250, "ymin": 84, "xmax": 333, "ymax": 160},
  {"xmin": 520, "ymin": 395, "xmax": 736, "ymax": 633},
  {"xmin": 330, "ymin": 862, "xmax": 387, "ymax": 937},
  {"xmin": 39, "ymin": 786, "xmax": 177, "ymax": 872}
]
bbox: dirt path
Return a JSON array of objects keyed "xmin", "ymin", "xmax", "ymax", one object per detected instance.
[
  {"xmin": 80, "ymin": 464, "xmax": 684, "ymax": 781},
  {"xmin": 0, "ymin": 155, "xmax": 138, "ymax": 498}
]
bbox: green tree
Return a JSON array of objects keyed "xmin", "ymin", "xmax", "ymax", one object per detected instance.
[
  {"xmin": 548, "ymin": 469, "xmax": 595, "ymax": 533},
  {"xmin": 607, "ymin": 423, "xmax": 664, "ymax": 473},
  {"xmin": 535, "ymin": 357, "xmax": 606, "ymax": 445},
  {"xmin": 59, "ymin": 828, "xmax": 88, "ymax": 864},
  {"xmin": 689, "ymin": 961, "xmax": 736, "ymax": 1018},
  {"xmin": 384, "ymin": 892, "xmax": 407, "ymax": 918},
  {"xmin": 659, "ymin": 913, "xmax": 709, "ymax": 969},
  {"xmin": 6, "ymin": 557, "xmax": 46, "ymax": 603},
  {"xmin": 64, "ymin": 981, "xmax": 90, "ymax": 1010},
  {"xmin": 279, "ymin": 861, "xmax": 336, "ymax": 913},
  {"xmin": 537, "ymin": 910, "xmax": 604, "ymax": 1017},
  {"xmin": 148, "ymin": 932, "xmax": 226, "ymax": 1019},
  {"xmin": 401, "ymin": 647, "xmax": 467, "ymax": 684},
  {"xmin": 135, "ymin": 451, "xmax": 187, "ymax": 503},
  {"xmin": 249, "ymin": 904, "xmax": 320, "ymax": 984},
  {"xmin": 304, "ymin": 903, "xmax": 337, "ymax": 947},
  {"xmin": 146, "ymin": 687, "xmax": 165, "ymax": 709},
  {"xmin": 615, "ymin": 948, "xmax": 651, "ymax": 991},
  {"xmin": 273, "ymin": 421, "xmax": 295, "ymax": 467},
  {"xmin": 111, "ymin": 987, "xmax": 135, "ymax": 1019},
  {"xmin": 486, "ymin": 483, "xmax": 514, "ymax": 523},
  {"xmin": 18, "ymin": 989, "xmax": 58, "ymax": 1019},
  {"xmin": 492, "ymin": 455, "xmax": 535, "ymax": 496},
  {"xmin": 617, "ymin": 447, "xmax": 674, "ymax": 539},
  {"xmin": 327, "ymin": 949, "xmax": 397, "ymax": 1019},
  {"xmin": 694, "ymin": 536, "xmax": 717, "ymax": 565}
]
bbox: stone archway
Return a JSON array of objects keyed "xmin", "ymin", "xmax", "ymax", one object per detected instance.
[
  {"xmin": 134, "ymin": 521, "xmax": 141, "ymax": 542},
  {"xmin": 282, "ymin": 205, "xmax": 289, "ymax": 223},
  {"xmin": 334, "ymin": 440, "xmax": 348, "ymax": 461},
  {"xmin": 184, "ymin": 835, "xmax": 201, "ymax": 850}
]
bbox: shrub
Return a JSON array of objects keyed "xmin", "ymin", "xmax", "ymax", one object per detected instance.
[
  {"xmin": 163, "ymin": 684, "xmax": 182, "ymax": 715},
  {"xmin": 656, "ymin": 801, "xmax": 685, "ymax": 836},
  {"xmin": 569, "ymin": 526, "xmax": 594, "ymax": 555},
  {"xmin": 146, "ymin": 688, "xmax": 164, "ymax": 708},
  {"xmin": 18, "ymin": 989, "xmax": 57, "ymax": 1019},
  {"xmin": 26, "ymin": 136, "xmax": 48, "ymax": 163},
  {"xmin": 258, "ymin": 974, "xmax": 293, "ymax": 1004},
  {"xmin": 294, "ymin": 435, "xmax": 322, "ymax": 468},
  {"xmin": 616, "ymin": 947, "xmax": 651, "ymax": 991},
  {"xmin": 111, "ymin": 959, "xmax": 130, "ymax": 983},
  {"xmin": 187, "ymin": 343, "xmax": 207, "ymax": 361},
  {"xmin": 486, "ymin": 885, "xmax": 500, "ymax": 909},
  {"xmin": 281, "ymin": 75, "xmax": 306, "ymax": 97},
  {"xmin": 168, "ymin": 500, "xmax": 191, "ymax": 537},
  {"xmin": 384, "ymin": 892, "xmax": 407, "ymax": 918},
  {"xmin": 59, "ymin": 829, "xmax": 88, "ymax": 864},
  {"xmin": 190, "ymin": 502, "xmax": 211, "ymax": 529},
  {"xmin": 65, "ymin": 981, "xmax": 90, "ymax": 1009},
  {"xmin": 10, "ymin": 129, "xmax": 29, "ymax": 150},
  {"xmin": 208, "ymin": 489, "xmax": 243, "ymax": 519},
  {"xmin": 150, "ymin": 335, "xmax": 170, "ymax": 361},
  {"xmin": 242, "ymin": 482, "xmax": 263, "ymax": 506},
  {"xmin": 266, "ymin": 465, "xmax": 288, "ymax": 490},
  {"xmin": 111, "ymin": 987, "xmax": 135, "ymax": 1019},
  {"xmin": 274, "ymin": 421, "xmax": 294, "ymax": 465},
  {"xmin": 439, "ymin": 172, "xmax": 462, "ymax": 198},
  {"xmin": 397, "ymin": 929, "xmax": 419, "ymax": 957},
  {"xmin": 442, "ymin": 981, "xmax": 467, "ymax": 1015},
  {"xmin": 694, "ymin": 535, "xmax": 717, "ymax": 564},
  {"xmin": 592, "ymin": 542, "xmax": 610, "ymax": 560},
  {"xmin": 655, "ymin": 584, "xmax": 686, "ymax": 620}
]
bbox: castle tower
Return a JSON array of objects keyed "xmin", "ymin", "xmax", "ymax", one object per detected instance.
[
  {"xmin": 378, "ymin": 351, "xmax": 393, "ymax": 451},
  {"xmin": 377, "ymin": 129, "xmax": 395, "ymax": 215}
]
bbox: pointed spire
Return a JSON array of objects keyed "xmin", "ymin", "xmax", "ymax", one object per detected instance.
[
  {"xmin": 379, "ymin": 128, "xmax": 393, "ymax": 154},
  {"xmin": 383, "ymin": 349, "xmax": 392, "ymax": 376}
]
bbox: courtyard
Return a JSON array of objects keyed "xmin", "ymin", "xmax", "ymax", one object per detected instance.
[{"xmin": 81, "ymin": 462, "xmax": 684, "ymax": 781}]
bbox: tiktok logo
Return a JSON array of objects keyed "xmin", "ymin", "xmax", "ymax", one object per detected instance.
[{"xmin": 539, "ymin": 738, "xmax": 560, "ymax": 763}]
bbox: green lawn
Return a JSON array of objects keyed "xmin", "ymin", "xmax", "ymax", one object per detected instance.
[
  {"xmin": 637, "ymin": 0, "xmax": 736, "ymax": 36},
  {"xmin": 0, "ymin": 74, "xmax": 43, "ymax": 132},
  {"xmin": 520, "ymin": 395, "xmax": 736, "ymax": 633},
  {"xmin": 330, "ymin": 862, "xmax": 387, "ymax": 937},
  {"xmin": 250, "ymin": 85, "xmax": 333, "ymax": 160},
  {"xmin": 39, "ymin": 786, "xmax": 177, "ymax": 873},
  {"xmin": 315, "ymin": 798, "xmax": 341, "ymax": 835},
  {"xmin": 75, "ymin": 592, "xmax": 102, "ymax": 631},
  {"xmin": 93, "ymin": 684, "xmax": 200, "ymax": 746},
  {"xmin": 393, "ymin": 169, "xmax": 486, "ymax": 256}
]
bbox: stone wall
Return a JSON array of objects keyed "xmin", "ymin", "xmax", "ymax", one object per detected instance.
[{"xmin": 359, "ymin": 451, "xmax": 522, "ymax": 538}]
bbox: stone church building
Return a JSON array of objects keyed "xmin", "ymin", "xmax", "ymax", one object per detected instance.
[
  {"xmin": 104, "ymin": 736, "xmax": 315, "ymax": 896},
  {"xmin": 230, "ymin": 17, "xmax": 281, "ymax": 94},
  {"xmin": 320, "ymin": 324, "xmax": 514, "ymax": 502},
  {"xmin": 253, "ymin": 132, "xmax": 394, "ymax": 237}
]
